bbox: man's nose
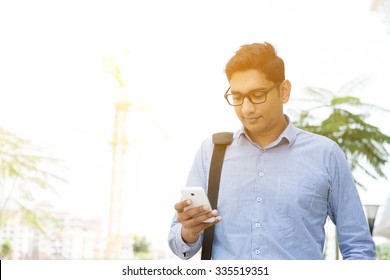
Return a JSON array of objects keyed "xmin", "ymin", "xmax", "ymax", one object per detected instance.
[{"xmin": 241, "ymin": 97, "xmax": 255, "ymax": 113}]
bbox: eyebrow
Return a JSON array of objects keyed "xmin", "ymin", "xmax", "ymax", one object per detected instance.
[{"xmin": 230, "ymin": 87, "xmax": 268, "ymax": 95}]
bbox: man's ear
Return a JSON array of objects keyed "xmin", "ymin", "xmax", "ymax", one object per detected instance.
[{"xmin": 280, "ymin": 80, "xmax": 291, "ymax": 104}]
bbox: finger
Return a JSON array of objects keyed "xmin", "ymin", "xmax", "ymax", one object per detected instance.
[
  {"xmin": 174, "ymin": 199, "xmax": 192, "ymax": 213},
  {"xmin": 190, "ymin": 214, "xmax": 222, "ymax": 234},
  {"xmin": 196, "ymin": 209, "xmax": 218, "ymax": 225},
  {"xmin": 198, "ymin": 217, "xmax": 222, "ymax": 233},
  {"xmin": 181, "ymin": 213, "xmax": 222, "ymax": 242},
  {"xmin": 184, "ymin": 209, "xmax": 219, "ymax": 225},
  {"xmin": 180, "ymin": 205, "xmax": 211, "ymax": 221}
]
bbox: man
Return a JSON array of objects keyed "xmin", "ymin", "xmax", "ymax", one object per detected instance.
[{"xmin": 168, "ymin": 42, "xmax": 376, "ymax": 259}]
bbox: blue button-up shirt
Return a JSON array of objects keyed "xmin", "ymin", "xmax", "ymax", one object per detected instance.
[{"xmin": 168, "ymin": 117, "xmax": 376, "ymax": 259}]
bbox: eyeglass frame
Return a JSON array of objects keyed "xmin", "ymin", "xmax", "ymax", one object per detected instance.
[{"xmin": 224, "ymin": 81, "xmax": 283, "ymax": 106}]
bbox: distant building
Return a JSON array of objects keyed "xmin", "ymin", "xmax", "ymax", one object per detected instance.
[{"xmin": 0, "ymin": 203, "xmax": 134, "ymax": 259}]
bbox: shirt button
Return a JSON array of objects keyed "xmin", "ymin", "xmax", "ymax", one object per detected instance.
[
  {"xmin": 257, "ymin": 197, "xmax": 262, "ymax": 202},
  {"xmin": 259, "ymin": 172, "xmax": 264, "ymax": 177},
  {"xmin": 255, "ymin": 249, "xmax": 260, "ymax": 255},
  {"xmin": 256, "ymin": 223, "xmax": 260, "ymax": 228}
]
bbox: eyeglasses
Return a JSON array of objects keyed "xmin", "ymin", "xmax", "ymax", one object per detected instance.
[{"xmin": 224, "ymin": 81, "xmax": 282, "ymax": 106}]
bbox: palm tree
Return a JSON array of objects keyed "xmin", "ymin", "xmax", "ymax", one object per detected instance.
[
  {"xmin": 0, "ymin": 127, "xmax": 64, "ymax": 258},
  {"xmin": 292, "ymin": 78, "xmax": 390, "ymax": 189}
]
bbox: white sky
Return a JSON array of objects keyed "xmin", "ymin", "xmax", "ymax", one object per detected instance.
[{"xmin": 1, "ymin": 0, "xmax": 390, "ymax": 256}]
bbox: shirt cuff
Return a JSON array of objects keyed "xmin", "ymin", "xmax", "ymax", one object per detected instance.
[{"xmin": 176, "ymin": 226, "xmax": 202, "ymax": 259}]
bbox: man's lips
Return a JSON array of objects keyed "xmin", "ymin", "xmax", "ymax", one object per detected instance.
[
  {"xmin": 242, "ymin": 116, "xmax": 263, "ymax": 125},
  {"xmin": 244, "ymin": 116, "xmax": 262, "ymax": 121}
]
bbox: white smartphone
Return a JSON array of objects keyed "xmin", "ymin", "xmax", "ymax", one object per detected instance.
[{"xmin": 181, "ymin": 186, "xmax": 215, "ymax": 223}]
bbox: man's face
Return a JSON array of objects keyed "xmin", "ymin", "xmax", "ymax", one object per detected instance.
[{"xmin": 229, "ymin": 69, "xmax": 289, "ymax": 140}]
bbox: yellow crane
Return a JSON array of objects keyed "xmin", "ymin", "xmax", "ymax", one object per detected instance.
[
  {"xmin": 102, "ymin": 50, "xmax": 164, "ymax": 259},
  {"xmin": 103, "ymin": 56, "xmax": 130, "ymax": 259}
]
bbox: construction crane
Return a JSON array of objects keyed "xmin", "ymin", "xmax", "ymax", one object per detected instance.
[
  {"xmin": 103, "ymin": 56, "xmax": 130, "ymax": 259},
  {"xmin": 102, "ymin": 50, "xmax": 165, "ymax": 259}
]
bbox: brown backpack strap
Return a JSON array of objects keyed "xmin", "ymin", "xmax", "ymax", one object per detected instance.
[{"xmin": 201, "ymin": 132, "xmax": 233, "ymax": 260}]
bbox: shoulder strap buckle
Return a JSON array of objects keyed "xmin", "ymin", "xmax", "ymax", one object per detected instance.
[{"xmin": 212, "ymin": 132, "xmax": 233, "ymax": 145}]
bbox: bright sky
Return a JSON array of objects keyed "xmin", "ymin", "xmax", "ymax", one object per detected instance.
[{"xmin": 1, "ymin": 0, "xmax": 390, "ymax": 256}]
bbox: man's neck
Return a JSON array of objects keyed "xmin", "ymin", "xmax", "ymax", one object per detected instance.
[{"xmin": 247, "ymin": 116, "xmax": 288, "ymax": 148}]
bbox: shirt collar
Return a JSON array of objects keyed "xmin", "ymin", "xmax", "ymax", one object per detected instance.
[{"xmin": 237, "ymin": 115, "xmax": 298, "ymax": 148}]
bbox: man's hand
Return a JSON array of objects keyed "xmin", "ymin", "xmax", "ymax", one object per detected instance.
[{"xmin": 174, "ymin": 199, "xmax": 222, "ymax": 244}]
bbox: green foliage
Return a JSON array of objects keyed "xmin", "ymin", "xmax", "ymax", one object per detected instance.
[
  {"xmin": 132, "ymin": 235, "xmax": 151, "ymax": 259},
  {"xmin": 132, "ymin": 235, "xmax": 150, "ymax": 254},
  {"xmin": 0, "ymin": 127, "xmax": 65, "ymax": 257},
  {"xmin": 0, "ymin": 128, "xmax": 63, "ymax": 188},
  {"xmin": 293, "ymin": 79, "xmax": 390, "ymax": 188},
  {"xmin": 376, "ymin": 242, "xmax": 390, "ymax": 260},
  {"xmin": 0, "ymin": 240, "xmax": 11, "ymax": 259}
]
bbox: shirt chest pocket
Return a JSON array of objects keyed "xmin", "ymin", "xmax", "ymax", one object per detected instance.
[{"xmin": 276, "ymin": 176, "xmax": 318, "ymax": 219}]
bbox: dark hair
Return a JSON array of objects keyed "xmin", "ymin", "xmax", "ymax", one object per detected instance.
[{"xmin": 225, "ymin": 42, "xmax": 285, "ymax": 83}]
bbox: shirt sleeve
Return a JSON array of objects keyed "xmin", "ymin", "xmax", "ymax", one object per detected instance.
[
  {"xmin": 167, "ymin": 138, "xmax": 212, "ymax": 259},
  {"xmin": 168, "ymin": 214, "xmax": 203, "ymax": 259},
  {"xmin": 327, "ymin": 143, "xmax": 376, "ymax": 260}
]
